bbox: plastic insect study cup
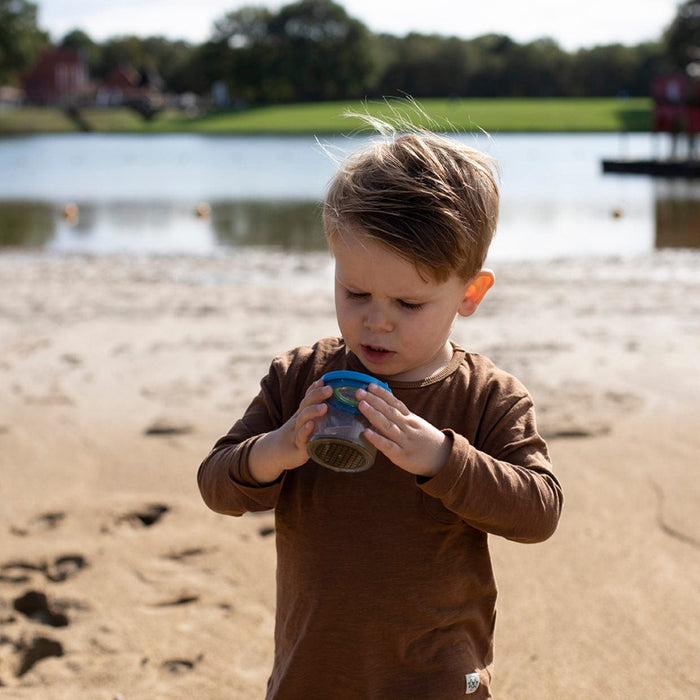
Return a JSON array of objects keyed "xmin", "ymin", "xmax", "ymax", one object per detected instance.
[{"xmin": 307, "ymin": 370, "xmax": 391, "ymax": 473}]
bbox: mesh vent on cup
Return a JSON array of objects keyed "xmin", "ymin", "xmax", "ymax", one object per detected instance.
[{"xmin": 307, "ymin": 437, "xmax": 373, "ymax": 473}]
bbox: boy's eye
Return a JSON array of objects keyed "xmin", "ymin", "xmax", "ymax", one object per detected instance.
[
  {"xmin": 398, "ymin": 300, "xmax": 424, "ymax": 311},
  {"xmin": 344, "ymin": 289, "xmax": 423, "ymax": 311}
]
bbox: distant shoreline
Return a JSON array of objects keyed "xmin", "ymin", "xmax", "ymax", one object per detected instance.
[{"xmin": 0, "ymin": 97, "xmax": 652, "ymax": 136}]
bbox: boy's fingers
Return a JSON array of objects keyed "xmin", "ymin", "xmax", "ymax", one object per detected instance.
[
  {"xmin": 359, "ymin": 399, "xmax": 403, "ymax": 441},
  {"xmin": 300, "ymin": 401, "xmax": 327, "ymax": 422},
  {"xmin": 366, "ymin": 382, "xmax": 390, "ymax": 398},
  {"xmin": 361, "ymin": 385, "xmax": 410, "ymax": 416},
  {"xmin": 303, "ymin": 382, "xmax": 332, "ymax": 405},
  {"xmin": 314, "ymin": 384, "xmax": 332, "ymax": 398},
  {"xmin": 369, "ymin": 384, "xmax": 408, "ymax": 414},
  {"xmin": 296, "ymin": 420, "xmax": 317, "ymax": 449},
  {"xmin": 363, "ymin": 427, "xmax": 396, "ymax": 453}
]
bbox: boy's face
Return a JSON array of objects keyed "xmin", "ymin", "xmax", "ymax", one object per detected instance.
[{"xmin": 331, "ymin": 230, "xmax": 493, "ymax": 382}]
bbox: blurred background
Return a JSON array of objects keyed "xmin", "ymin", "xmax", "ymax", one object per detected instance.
[
  {"xmin": 2, "ymin": 5, "xmax": 699, "ymax": 697},
  {"xmin": 0, "ymin": 0, "xmax": 699, "ymax": 260}
]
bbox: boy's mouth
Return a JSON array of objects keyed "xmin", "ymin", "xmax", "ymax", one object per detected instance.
[{"xmin": 361, "ymin": 344, "xmax": 395, "ymax": 363}]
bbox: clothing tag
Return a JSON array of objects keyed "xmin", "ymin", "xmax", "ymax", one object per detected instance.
[{"xmin": 465, "ymin": 672, "xmax": 480, "ymax": 694}]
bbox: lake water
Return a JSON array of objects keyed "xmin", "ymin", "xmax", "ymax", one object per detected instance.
[{"xmin": 0, "ymin": 132, "xmax": 698, "ymax": 260}]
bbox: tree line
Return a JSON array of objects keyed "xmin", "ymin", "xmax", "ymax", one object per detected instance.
[{"xmin": 2, "ymin": 0, "xmax": 699, "ymax": 103}]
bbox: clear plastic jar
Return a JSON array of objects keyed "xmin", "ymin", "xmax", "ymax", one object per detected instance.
[{"xmin": 307, "ymin": 370, "xmax": 390, "ymax": 473}]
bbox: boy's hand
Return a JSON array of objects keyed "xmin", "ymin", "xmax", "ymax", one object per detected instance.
[
  {"xmin": 357, "ymin": 384, "xmax": 450, "ymax": 478},
  {"xmin": 248, "ymin": 379, "xmax": 332, "ymax": 484}
]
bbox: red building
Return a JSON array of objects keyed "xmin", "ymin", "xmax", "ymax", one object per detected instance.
[
  {"xmin": 22, "ymin": 48, "xmax": 89, "ymax": 105},
  {"xmin": 21, "ymin": 50, "xmax": 165, "ymax": 116},
  {"xmin": 96, "ymin": 66, "xmax": 164, "ymax": 109}
]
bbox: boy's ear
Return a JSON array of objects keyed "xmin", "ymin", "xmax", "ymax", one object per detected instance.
[{"xmin": 458, "ymin": 270, "xmax": 495, "ymax": 317}]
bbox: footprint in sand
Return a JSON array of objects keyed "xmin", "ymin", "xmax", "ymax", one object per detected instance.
[
  {"xmin": 0, "ymin": 561, "xmax": 44, "ymax": 584},
  {"xmin": 115, "ymin": 504, "xmax": 169, "ymax": 528},
  {"xmin": 14, "ymin": 635, "xmax": 64, "ymax": 677},
  {"xmin": 0, "ymin": 633, "xmax": 65, "ymax": 679},
  {"xmin": 101, "ymin": 503, "xmax": 170, "ymax": 534},
  {"xmin": 143, "ymin": 417, "xmax": 194, "ymax": 436},
  {"xmin": 0, "ymin": 555, "xmax": 87, "ymax": 585},
  {"xmin": 45, "ymin": 555, "xmax": 87, "ymax": 583},
  {"xmin": 10, "ymin": 511, "xmax": 65, "ymax": 537},
  {"xmin": 163, "ymin": 547, "xmax": 212, "ymax": 562},
  {"xmin": 537, "ymin": 386, "xmax": 643, "ymax": 440},
  {"xmin": 13, "ymin": 590, "xmax": 69, "ymax": 628},
  {"xmin": 161, "ymin": 654, "xmax": 203, "ymax": 674},
  {"xmin": 151, "ymin": 595, "xmax": 200, "ymax": 607}
]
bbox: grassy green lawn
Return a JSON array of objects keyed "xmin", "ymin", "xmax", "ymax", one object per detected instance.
[
  {"xmin": 0, "ymin": 97, "xmax": 652, "ymax": 135},
  {"xmin": 0, "ymin": 106, "xmax": 78, "ymax": 133}
]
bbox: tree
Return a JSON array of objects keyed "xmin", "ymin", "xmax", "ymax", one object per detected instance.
[
  {"xmin": 208, "ymin": 6, "xmax": 279, "ymax": 102},
  {"xmin": 572, "ymin": 44, "xmax": 645, "ymax": 96},
  {"xmin": 663, "ymin": 0, "xmax": 700, "ymax": 71},
  {"xmin": 139, "ymin": 37, "xmax": 196, "ymax": 93},
  {"xmin": 464, "ymin": 34, "xmax": 518, "ymax": 97},
  {"xmin": 206, "ymin": 0, "xmax": 376, "ymax": 103},
  {"xmin": 186, "ymin": 39, "xmax": 237, "ymax": 96},
  {"xmin": 503, "ymin": 39, "xmax": 572, "ymax": 97},
  {"xmin": 376, "ymin": 33, "xmax": 473, "ymax": 98},
  {"xmin": 0, "ymin": 0, "xmax": 49, "ymax": 85},
  {"xmin": 60, "ymin": 29, "xmax": 102, "ymax": 77},
  {"xmin": 212, "ymin": 5, "xmax": 272, "ymax": 48}
]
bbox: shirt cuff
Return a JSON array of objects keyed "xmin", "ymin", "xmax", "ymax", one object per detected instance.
[
  {"xmin": 229, "ymin": 434, "xmax": 282, "ymax": 488},
  {"xmin": 417, "ymin": 429, "xmax": 471, "ymax": 497}
]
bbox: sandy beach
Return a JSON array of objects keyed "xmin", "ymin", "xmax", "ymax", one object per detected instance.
[{"xmin": 1, "ymin": 248, "xmax": 699, "ymax": 699}]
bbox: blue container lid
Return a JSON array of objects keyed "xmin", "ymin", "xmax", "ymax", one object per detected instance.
[{"xmin": 321, "ymin": 370, "xmax": 391, "ymax": 412}]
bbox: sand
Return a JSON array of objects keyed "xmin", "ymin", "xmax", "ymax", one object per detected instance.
[{"xmin": 0, "ymin": 248, "xmax": 699, "ymax": 699}]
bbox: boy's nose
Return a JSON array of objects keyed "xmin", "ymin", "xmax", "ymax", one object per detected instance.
[{"xmin": 363, "ymin": 305, "xmax": 392, "ymax": 332}]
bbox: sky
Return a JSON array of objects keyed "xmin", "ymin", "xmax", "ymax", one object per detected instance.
[{"xmin": 37, "ymin": 0, "xmax": 681, "ymax": 51}]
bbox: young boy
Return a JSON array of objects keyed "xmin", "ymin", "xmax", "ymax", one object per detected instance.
[{"xmin": 197, "ymin": 127, "xmax": 563, "ymax": 699}]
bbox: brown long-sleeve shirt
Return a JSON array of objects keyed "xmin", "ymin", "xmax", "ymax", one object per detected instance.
[{"xmin": 198, "ymin": 337, "xmax": 562, "ymax": 699}]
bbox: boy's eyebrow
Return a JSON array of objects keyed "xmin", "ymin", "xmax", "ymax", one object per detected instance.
[
  {"xmin": 334, "ymin": 274, "xmax": 362, "ymax": 291},
  {"xmin": 336, "ymin": 277, "xmax": 430, "ymax": 304}
]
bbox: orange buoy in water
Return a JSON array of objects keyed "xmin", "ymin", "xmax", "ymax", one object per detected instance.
[
  {"xmin": 62, "ymin": 203, "xmax": 79, "ymax": 222},
  {"xmin": 195, "ymin": 202, "xmax": 211, "ymax": 218}
]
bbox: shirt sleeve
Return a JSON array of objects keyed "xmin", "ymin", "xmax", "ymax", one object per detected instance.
[
  {"xmin": 418, "ymin": 392, "xmax": 563, "ymax": 544},
  {"xmin": 197, "ymin": 359, "xmax": 290, "ymax": 516}
]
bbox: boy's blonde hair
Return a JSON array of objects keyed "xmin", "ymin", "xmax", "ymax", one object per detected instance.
[{"xmin": 323, "ymin": 130, "xmax": 500, "ymax": 283}]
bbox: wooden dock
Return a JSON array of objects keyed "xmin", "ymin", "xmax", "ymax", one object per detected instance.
[{"xmin": 602, "ymin": 159, "xmax": 700, "ymax": 178}]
